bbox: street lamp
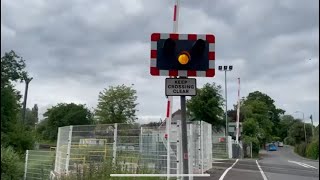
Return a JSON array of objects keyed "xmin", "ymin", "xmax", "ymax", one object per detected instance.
[
  {"xmin": 294, "ymin": 111, "xmax": 307, "ymax": 143},
  {"xmin": 218, "ymin": 65, "xmax": 233, "ymax": 137}
]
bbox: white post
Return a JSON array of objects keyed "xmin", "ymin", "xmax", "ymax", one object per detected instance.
[
  {"xmin": 188, "ymin": 124, "xmax": 193, "ymax": 180},
  {"xmin": 208, "ymin": 124, "xmax": 212, "ymax": 169},
  {"xmin": 251, "ymin": 142, "xmax": 253, "ymax": 158},
  {"xmin": 65, "ymin": 126, "xmax": 73, "ymax": 174},
  {"xmin": 140, "ymin": 127, "xmax": 143, "ymax": 153},
  {"xmin": 24, "ymin": 150, "xmax": 29, "ymax": 180},
  {"xmin": 200, "ymin": 121, "xmax": 204, "ymax": 174},
  {"xmin": 113, "ymin": 123, "xmax": 118, "ymax": 165},
  {"xmin": 176, "ymin": 120, "xmax": 181, "ymax": 179},
  {"xmin": 58, "ymin": 151, "xmax": 62, "ymax": 174},
  {"xmin": 54, "ymin": 127, "xmax": 61, "ymax": 173},
  {"xmin": 166, "ymin": 118, "xmax": 172, "ymax": 179},
  {"xmin": 228, "ymin": 136, "xmax": 232, "ymax": 159},
  {"xmin": 198, "ymin": 121, "xmax": 201, "ymax": 173}
]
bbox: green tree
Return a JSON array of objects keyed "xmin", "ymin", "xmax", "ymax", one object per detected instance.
[
  {"xmin": 186, "ymin": 83, "xmax": 224, "ymax": 130},
  {"xmin": 1, "ymin": 51, "xmax": 36, "ymax": 180},
  {"xmin": 22, "ymin": 104, "xmax": 38, "ymax": 129},
  {"xmin": 244, "ymin": 91, "xmax": 285, "ymax": 136},
  {"xmin": 278, "ymin": 115, "xmax": 298, "ymax": 141},
  {"xmin": 1, "ymin": 51, "xmax": 26, "ymax": 142},
  {"xmin": 1, "ymin": 50, "xmax": 27, "ymax": 88},
  {"xmin": 1, "ymin": 51, "xmax": 35, "ymax": 153},
  {"xmin": 288, "ymin": 120, "xmax": 313, "ymax": 144},
  {"xmin": 243, "ymin": 99, "xmax": 273, "ymax": 143},
  {"xmin": 39, "ymin": 103, "xmax": 94, "ymax": 141},
  {"xmin": 95, "ymin": 84, "xmax": 138, "ymax": 124}
]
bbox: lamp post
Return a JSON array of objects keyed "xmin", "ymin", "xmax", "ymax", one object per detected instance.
[
  {"xmin": 294, "ymin": 111, "xmax": 307, "ymax": 143},
  {"xmin": 218, "ymin": 65, "xmax": 233, "ymax": 137}
]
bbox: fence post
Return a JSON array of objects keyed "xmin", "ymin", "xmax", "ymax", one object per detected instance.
[
  {"xmin": 24, "ymin": 150, "xmax": 29, "ymax": 180},
  {"xmin": 200, "ymin": 121, "xmax": 204, "ymax": 173},
  {"xmin": 176, "ymin": 120, "xmax": 181, "ymax": 179},
  {"xmin": 113, "ymin": 123, "xmax": 118, "ymax": 165},
  {"xmin": 140, "ymin": 127, "xmax": 143, "ymax": 153},
  {"xmin": 228, "ymin": 136, "xmax": 232, "ymax": 159},
  {"xmin": 208, "ymin": 124, "xmax": 212, "ymax": 170},
  {"xmin": 65, "ymin": 125, "xmax": 73, "ymax": 174},
  {"xmin": 198, "ymin": 121, "xmax": 201, "ymax": 173},
  {"xmin": 251, "ymin": 142, "xmax": 253, "ymax": 158},
  {"xmin": 188, "ymin": 123, "xmax": 193, "ymax": 180},
  {"xmin": 54, "ymin": 127, "xmax": 61, "ymax": 173}
]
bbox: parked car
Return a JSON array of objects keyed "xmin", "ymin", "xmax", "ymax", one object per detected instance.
[
  {"xmin": 278, "ymin": 142, "xmax": 284, "ymax": 147},
  {"xmin": 268, "ymin": 143, "xmax": 277, "ymax": 151}
]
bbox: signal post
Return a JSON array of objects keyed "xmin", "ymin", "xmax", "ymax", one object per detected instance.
[{"xmin": 150, "ymin": 33, "xmax": 216, "ymax": 179}]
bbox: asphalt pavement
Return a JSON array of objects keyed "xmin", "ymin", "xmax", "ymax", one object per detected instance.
[{"xmin": 195, "ymin": 145, "xmax": 319, "ymax": 180}]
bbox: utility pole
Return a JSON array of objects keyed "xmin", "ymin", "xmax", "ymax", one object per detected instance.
[
  {"xmin": 310, "ymin": 115, "xmax": 314, "ymax": 137},
  {"xmin": 218, "ymin": 65, "xmax": 233, "ymax": 137},
  {"xmin": 295, "ymin": 111, "xmax": 307, "ymax": 143},
  {"xmin": 22, "ymin": 76, "xmax": 33, "ymax": 124}
]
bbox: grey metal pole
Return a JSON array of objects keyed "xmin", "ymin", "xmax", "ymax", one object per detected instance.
[
  {"xmin": 180, "ymin": 95, "xmax": 189, "ymax": 179},
  {"xmin": 311, "ymin": 115, "xmax": 314, "ymax": 137},
  {"xmin": 225, "ymin": 70, "xmax": 228, "ymax": 137},
  {"xmin": 303, "ymin": 113, "xmax": 307, "ymax": 142}
]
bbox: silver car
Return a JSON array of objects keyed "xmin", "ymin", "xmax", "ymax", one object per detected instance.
[{"xmin": 278, "ymin": 142, "xmax": 284, "ymax": 147}]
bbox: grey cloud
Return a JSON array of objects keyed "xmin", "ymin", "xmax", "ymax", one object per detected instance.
[{"xmin": 1, "ymin": 0, "xmax": 319, "ymax": 125}]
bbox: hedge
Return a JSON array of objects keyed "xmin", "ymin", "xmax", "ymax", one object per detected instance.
[
  {"xmin": 306, "ymin": 140, "xmax": 319, "ymax": 160},
  {"xmin": 294, "ymin": 142, "xmax": 307, "ymax": 157}
]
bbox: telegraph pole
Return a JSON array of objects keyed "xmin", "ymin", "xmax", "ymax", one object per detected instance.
[
  {"xmin": 22, "ymin": 76, "xmax": 33, "ymax": 124},
  {"xmin": 295, "ymin": 111, "xmax": 307, "ymax": 142}
]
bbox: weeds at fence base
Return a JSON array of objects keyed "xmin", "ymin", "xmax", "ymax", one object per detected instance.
[{"xmin": 58, "ymin": 159, "xmax": 167, "ymax": 180}]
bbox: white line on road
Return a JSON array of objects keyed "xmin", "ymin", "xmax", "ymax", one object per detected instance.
[
  {"xmin": 256, "ymin": 160, "xmax": 268, "ymax": 180},
  {"xmin": 213, "ymin": 158, "xmax": 231, "ymax": 161},
  {"xmin": 218, "ymin": 159, "xmax": 239, "ymax": 180},
  {"xmin": 288, "ymin": 160, "xmax": 318, "ymax": 169}
]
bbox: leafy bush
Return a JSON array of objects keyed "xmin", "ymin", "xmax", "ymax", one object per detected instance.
[
  {"xmin": 294, "ymin": 142, "xmax": 308, "ymax": 157},
  {"xmin": 7, "ymin": 124, "xmax": 36, "ymax": 154},
  {"xmin": 242, "ymin": 135, "xmax": 260, "ymax": 154},
  {"xmin": 271, "ymin": 136, "xmax": 281, "ymax": 142},
  {"xmin": 284, "ymin": 137, "xmax": 295, "ymax": 146},
  {"xmin": 1, "ymin": 146, "xmax": 24, "ymax": 180},
  {"xmin": 306, "ymin": 140, "xmax": 319, "ymax": 160}
]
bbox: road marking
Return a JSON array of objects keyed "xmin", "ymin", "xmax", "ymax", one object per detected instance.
[
  {"xmin": 218, "ymin": 159, "xmax": 239, "ymax": 180},
  {"xmin": 213, "ymin": 158, "xmax": 230, "ymax": 161},
  {"xmin": 288, "ymin": 160, "xmax": 318, "ymax": 169},
  {"xmin": 256, "ymin": 160, "xmax": 268, "ymax": 180}
]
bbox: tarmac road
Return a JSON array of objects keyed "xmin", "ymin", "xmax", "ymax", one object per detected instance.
[{"xmin": 195, "ymin": 145, "xmax": 319, "ymax": 180}]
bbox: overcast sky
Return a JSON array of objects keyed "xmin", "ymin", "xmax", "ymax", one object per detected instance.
[{"xmin": 1, "ymin": 0, "xmax": 319, "ymax": 125}]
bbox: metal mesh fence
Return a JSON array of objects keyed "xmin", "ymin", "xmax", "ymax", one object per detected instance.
[
  {"xmin": 24, "ymin": 150, "xmax": 55, "ymax": 180},
  {"xmin": 52, "ymin": 121, "xmax": 213, "ymax": 178},
  {"xmin": 212, "ymin": 136, "xmax": 229, "ymax": 159}
]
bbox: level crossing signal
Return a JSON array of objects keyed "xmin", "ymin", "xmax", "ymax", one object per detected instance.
[{"xmin": 150, "ymin": 33, "xmax": 215, "ymax": 77}]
